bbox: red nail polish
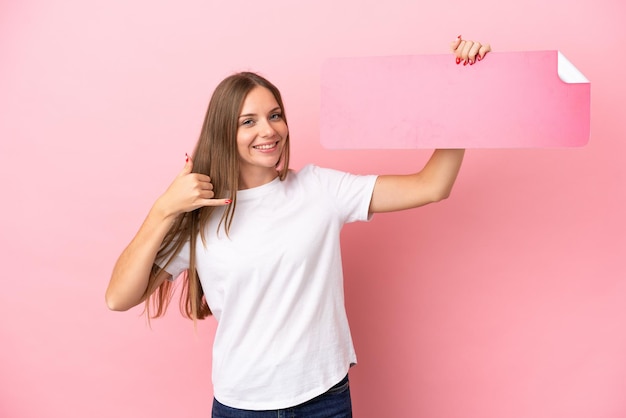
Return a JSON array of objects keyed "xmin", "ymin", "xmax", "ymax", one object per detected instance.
[
  {"xmin": 457, "ymin": 35, "xmax": 462, "ymax": 39},
  {"xmin": 185, "ymin": 153, "xmax": 189, "ymax": 162},
  {"xmin": 225, "ymin": 199, "xmax": 232, "ymax": 204},
  {"xmin": 469, "ymin": 59, "xmax": 474, "ymax": 65},
  {"xmin": 477, "ymin": 55, "xmax": 482, "ymax": 61},
  {"xmin": 463, "ymin": 60, "xmax": 468, "ymax": 66},
  {"xmin": 456, "ymin": 57, "xmax": 461, "ymax": 65}
]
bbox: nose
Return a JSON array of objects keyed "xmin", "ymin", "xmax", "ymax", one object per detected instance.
[{"xmin": 259, "ymin": 118, "xmax": 277, "ymax": 138}]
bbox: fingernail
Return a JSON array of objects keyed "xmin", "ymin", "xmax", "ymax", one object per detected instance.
[
  {"xmin": 477, "ymin": 55, "xmax": 482, "ymax": 61},
  {"xmin": 457, "ymin": 35, "xmax": 462, "ymax": 39},
  {"xmin": 469, "ymin": 59, "xmax": 474, "ymax": 65},
  {"xmin": 225, "ymin": 199, "xmax": 232, "ymax": 204},
  {"xmin": 456, "ymin": 57, "xmax": 461, "ymax": 65},
  {"xmin": 185, "ymin": 153, "xmax": 189, "ymax": 162},
  {"xmin": 463, "ymin": 60, "xmax": 468, "ymax": 66}
]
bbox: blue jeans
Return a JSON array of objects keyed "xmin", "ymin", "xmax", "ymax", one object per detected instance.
[{"xmin": 211, "ymin": 374, "xmax": 352, "ymax": 418}]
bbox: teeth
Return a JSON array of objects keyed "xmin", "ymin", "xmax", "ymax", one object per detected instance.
[{"xmin": 254, "ymin": 143, "xmax": 276, "ymax": 150}]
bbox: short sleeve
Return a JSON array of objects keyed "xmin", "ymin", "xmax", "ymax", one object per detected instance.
[
  {"xmin": 305, "ymin": 165, "xmax": 378, "ymax": 224},
  {"xmin": 155, "ymin": 240, "xmax": 190, "ymax": 280}
]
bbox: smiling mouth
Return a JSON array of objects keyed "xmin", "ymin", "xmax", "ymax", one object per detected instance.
[{"xmin": 252, "ymin": 141, "xmax": 279, "ymax": 150}]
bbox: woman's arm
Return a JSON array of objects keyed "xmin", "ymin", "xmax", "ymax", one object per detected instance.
[
  {"xmin": 368, "ymin": 38, "xmax": 490, "ymax": 214},
  {"xmin": 369, "ymin": 149, "xmax": 464, "ymax": 213},
  {"xmin": 105, "ymin": 205, "xmax": 174, "ymax": 311},
  {"xmin": 105, "ymin": 157, "xmax": 230, "ymax": 311}
]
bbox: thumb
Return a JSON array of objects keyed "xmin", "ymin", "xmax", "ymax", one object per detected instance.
[
  {"xmin": 450, "ymin": 35, "xmax": 465, "ymax": 54},
  {"xmin": 180, "ymin": 153, "xmax": 193, "ymax": 176}
]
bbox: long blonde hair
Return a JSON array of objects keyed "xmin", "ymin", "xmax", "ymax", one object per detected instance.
[{"xmin": 144, "ymin": 72, "xmax": 290, "ymax": 321}]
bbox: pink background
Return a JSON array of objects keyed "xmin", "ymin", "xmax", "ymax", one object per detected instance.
[{"xmin": 1, "ymin": 1, "xmax": 624, "ymax": 417}]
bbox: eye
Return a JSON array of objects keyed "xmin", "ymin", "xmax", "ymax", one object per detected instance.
[
  {"xmin": 270, "ymin": 113, "xmax": 282, "ymax": 120},
  {"xmin": 240, "ymin": 119, "xmax": 254, "ymax": 126}
]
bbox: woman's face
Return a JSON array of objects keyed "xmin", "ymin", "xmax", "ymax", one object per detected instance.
[{"xmin": 236, "ymin": 86, "xmax": 288, "ymax": 183}]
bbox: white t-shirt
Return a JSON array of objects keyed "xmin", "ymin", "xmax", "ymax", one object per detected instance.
[{"xmin": 163, "ymin": 164, "xmax": 377, "ymax": 410}]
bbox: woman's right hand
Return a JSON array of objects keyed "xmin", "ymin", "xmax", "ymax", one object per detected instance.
[
  {"xmin": 154, "ymin": 154, "xmax": 231, "ymax": 219},
  {"xmin": 105, "ymin": 154, "xmax": 231, "ymax": 311}
]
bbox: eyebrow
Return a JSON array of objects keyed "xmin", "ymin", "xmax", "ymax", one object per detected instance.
[{"xmin": 238, "ymin": 107, "xmax": 282, "ymax": 119}]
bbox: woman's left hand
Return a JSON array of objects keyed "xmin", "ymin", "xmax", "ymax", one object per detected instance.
[{"xmin": 451, "ymin": 36, "xmax": 491, "ymax": 65}]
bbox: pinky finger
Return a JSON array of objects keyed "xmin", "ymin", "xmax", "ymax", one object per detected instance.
[{"xmin": 477, "ymin": 44, "xmax": 492, "ymax": 61}]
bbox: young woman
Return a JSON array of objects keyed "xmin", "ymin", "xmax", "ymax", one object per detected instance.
[{"xmin": 106, "ymin": 37, "xmax": 490, "ymax": 417}]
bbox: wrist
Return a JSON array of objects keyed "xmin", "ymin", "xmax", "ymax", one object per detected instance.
[{"xmin": 150, "ymin": 197, "xmax": 179, "ymax": 223}]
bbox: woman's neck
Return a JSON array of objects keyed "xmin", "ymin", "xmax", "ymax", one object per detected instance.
[{"xmin": 238, "ymin": 168, "xmax": 279, "ymax": 190}]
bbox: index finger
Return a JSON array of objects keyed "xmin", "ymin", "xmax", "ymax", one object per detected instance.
[{"xmin": 199, "ymin": 198, "xmax": 232, "ymax": 207}]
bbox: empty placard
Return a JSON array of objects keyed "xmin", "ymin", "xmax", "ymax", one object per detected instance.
[{"xmin": 320, "ymin": 51, "xmax": 590, "ymax": 149}]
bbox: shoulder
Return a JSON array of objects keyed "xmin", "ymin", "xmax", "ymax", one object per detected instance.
[
  {"xmin": 282, "ymin": 165, "xmax": 348, "ymax": 197},
  {"xmin": 291, "ymin": 164, "xmax": 322, "ymax": 176},
  {"xmin": 290, "ymin": 164, "xmax": 349, "ymax": 181},
  {"xmin": 287, "ymin": 164, "xmax": 377, "ymax": 196}
]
